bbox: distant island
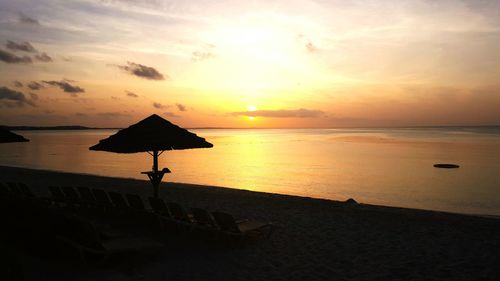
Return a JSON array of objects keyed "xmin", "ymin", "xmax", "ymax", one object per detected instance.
[{"xmin": 0, "ymin": 125, "xmax": 108, "ymax": 131}]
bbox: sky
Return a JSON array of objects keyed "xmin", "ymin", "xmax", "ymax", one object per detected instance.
[{"xmin": 0, "ymin": 0, "xmax": 500, "ymax": 128}]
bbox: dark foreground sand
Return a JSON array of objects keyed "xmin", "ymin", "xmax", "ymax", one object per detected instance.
[{"xmin": 1, "ymin": 165, "xmax": 500, "ymax": 281}]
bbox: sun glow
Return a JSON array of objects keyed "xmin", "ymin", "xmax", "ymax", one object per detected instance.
[{"xmin": 247, "ymin": 105, "xmax": 257, "ymax": 121}]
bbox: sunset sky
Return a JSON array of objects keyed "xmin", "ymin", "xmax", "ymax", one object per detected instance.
[{"xmin": 1, "ymin": 0, "xmax": 499, "ymax": 128}]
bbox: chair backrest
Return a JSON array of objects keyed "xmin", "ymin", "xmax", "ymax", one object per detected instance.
[
  {"xmin": 148, "ymin": 197, "xmax": 171, "ymax": 217},
  {"xmin": 0, "ymin": 182, "xmax": 10, "ymax": 195},
  {"xmin": 7, "ymin": 182, "xmax": 21, "ymax": 195},
  {"xmin": 211, "ymin": 212, "xmax": 240, "ymax": 233},
  {"xmin": 62, "ymin": 217, "xmax": 104, "ymax": 251},
  {"xmin": 126, "ymin": 194, "xmax": 145, "ymax": 210},
  {"xmin": 167, "ymin": 202, "xmax": 190, "ymax": 222},
  {"xmin": 108, "ymin": 192, "xmax": 129, "ymax": 209},
  {"xmin": 77, "ymin": 186, "xmax": 95, "ymax": 203},
  {"xmin": 191, "ymin": 208, "xmax": 217, "ymax": 227},
  {"xmin": 91, "ymin": 188, "xmax": 113, "ymax": 206},
  {"xmin": 18, "ymin": 183, "xmax": 35, "ymax": 198},
  {"xmin": 61, "ymin": 186, "xmax": 80, "ymax": 201},
  {"xmin": 48, "ymin": 186, "xmax": 65, "ymax": 200}
]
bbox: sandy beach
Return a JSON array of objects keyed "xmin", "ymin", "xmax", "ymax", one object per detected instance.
[{"xmin": 1, "ymin": 165, "xmax": 500, "ymax": 281}]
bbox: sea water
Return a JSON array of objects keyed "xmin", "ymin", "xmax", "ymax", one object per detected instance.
[{"xmin": 1, "ymin": 127, "xmax": 499, "ymax": 216}]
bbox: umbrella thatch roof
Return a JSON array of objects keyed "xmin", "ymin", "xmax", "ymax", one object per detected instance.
[
  {"xmin": 89, "ymin": 114, "xmax": 213, "ymax": 153},
  {"xmin": 0, "ymin": 127, "xmax": 29, "ymax": 143}
]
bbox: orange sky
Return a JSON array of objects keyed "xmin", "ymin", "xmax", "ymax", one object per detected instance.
[{"xmin": 1, "ymin": 0, "xmax": 500, "ymax": 128}]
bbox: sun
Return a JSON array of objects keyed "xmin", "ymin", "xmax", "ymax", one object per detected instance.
[{"xmin": 247, "ymin": 105, "xmax": 257, "ymax": 121}]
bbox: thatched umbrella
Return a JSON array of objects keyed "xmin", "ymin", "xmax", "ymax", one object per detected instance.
[
  {"xmin": 89, "ymin": 114, "xmax": 213, "ymax": 198},
  {"xmin": 0, "ymin": 127, "xmax": 29, "ymax": 143}
]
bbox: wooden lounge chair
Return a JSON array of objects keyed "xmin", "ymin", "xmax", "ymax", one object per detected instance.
[
  {"xmin": 126, "ymin": 194, "xmax": 145, "ymax": 211},
  {"xmin": 55, "ymin": 216, "xmax": 164, "ymax": 264},
  {"xmin": 91, "ymin": 188, "xmax": 113, "ymax": 209},
  {"xmin": 61, "ymin": 186, "xmax": 80, "ymax": 205},
  {"xmin": 6, "ymin": 182, "xmax": 21, "ymax": 196},
  {"xmin": 77, "ymin": 186, "xmax": 96, "ymax": 206},
  {"xmin": 211, "ymin": 211, "xmax": 275, "ymax": 239},
  {"xmin": 48, "ymin": 186, "xmax": 66, "ymax": 205},
  {"xmin": 148, "ymin": 197, "xmax": 171, "ymax": 217},
  {"xmin": 167, "ymin": 202, "xmax": 191, "ymax": 223},
  {"xmin": 191, "ymin": 208, "xmax": 217, "ymax": 228},
  {"xmin": 108, "ymin": 192, "xmax": 129, "ymax": 209},
  {"xmin": 18, "ymin": 183, "xmax": 35, "ymax": 198}
]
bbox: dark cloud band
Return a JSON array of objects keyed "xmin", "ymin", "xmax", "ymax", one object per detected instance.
[
  {"xmin": 231, "ymin": 108, "xmax": 326, "ymax": 118},
  {"xmin": 118, "ymin": 61, "xmax": 166, "ymax": 80}
]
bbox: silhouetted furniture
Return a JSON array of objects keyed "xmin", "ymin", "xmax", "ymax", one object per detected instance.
[
  {"xmin": 126, "ymin": 194, "xmax": 145, "ymax": 211},
  {"xmin": 55, "ymin": 216, "xmax": 164, "ymax": 264},
  {"xmin": 191, "ymin": 208, "xmax": 217, "ymax": 228},
  {"xmin": 48, "ymin": 186, "xmax": 66, "ymax": 204},
  {"xmin": 148, "ymin": 197, "xmax": 171, "ymax": 217},
  {"xmin": 91, "ymin": 188, "xmax": 113, "ymax": 209},
  {"xmin": 6, "ymin": 182, "xmax": 21, "ymax": 195},
  {"xmin": 0, "ymin": 182, "xmax": 8, "ymax": 196},
  {"xmin": 167, "ymin": 202, "xmax": 191, "ymax": 223},
  {"xmin": 108, "ymin": 192, "xmax": 129, "ymax": 209},
  {"xmin": 77, "ymin": 186, "xmax": 96, "ymax": 206},
  {"xmin": 61, "ymin": 186, "xmax": 80, "ymax": 205},
  {"xmin": 211, "ymin": 211, "xmax": 274, "ymax": 239},
  {"xmin": 18, "ymin": 183, "xmax": 35, "ymax": 198}
]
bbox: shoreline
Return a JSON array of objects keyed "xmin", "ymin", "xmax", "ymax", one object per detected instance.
[
  {"xmin": 2, "ymin": 165, "xmax": 500, "ymax": 280},
  {"xmin": 1, "ymin": 164, "xmax": 498, "ymax": 220}
]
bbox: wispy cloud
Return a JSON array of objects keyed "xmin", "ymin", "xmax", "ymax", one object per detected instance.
[
  {"xmin": 0, "ymin": 86, "xmax": 36, "ymax": 107},
  {"xmin": 176, "ymin": 103, "xmax": 187, "ymax": 111},
  {"xmin": 13, "ymin": 81, "xmax": 23, "ymax": 88},
  {"xmin": 153, "ymin": 102, "xmax": 168, "ymax": 109},
  {"xmin": 6, "ymin": 41, "xmax": 37, "ymax": 52},
  {"xmin": 97, "ymin": 112, "xmax": 130, "ymax": 118},
  {"xmin": 35, "ymin": 52, "xmax": 53, "ymax": 62},
  {"xmin": 27, "ymin": 81, "xmax": 43, "ymax": 90},
  {"xmin": 192, "ymin": 51, "xmax": 215, "ymax": 61},
  {"xmin": 125, "ymin": 90, "xmax": 138, "ymax": 97},
  {"xmin": 18, "ymin": 13, "xmax": 40, "ymax": 25},
  {"xmin": 164, "ymin": 111, "xmax": 180, "ymax": 118},
  {"xmin": 117, "ymin": 61, "xmax": 166, "ymax": 80},
  {"xmin": 230, "ymin": 108, "xmax": 326, "ymax": 118},
  {"xmin": 0, "ymin": 49, "xmax": 32, "ymax": 64},
  {"xmin": 42, "ymin": 80, "xmax": 85, "ymax": 95}
]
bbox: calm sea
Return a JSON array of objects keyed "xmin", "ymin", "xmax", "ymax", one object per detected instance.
[{"xmin": 1, "ymin": 127, "xmax": 500, "ymax": 216}]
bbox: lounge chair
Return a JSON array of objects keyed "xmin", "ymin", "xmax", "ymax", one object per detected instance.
[
  {"xmin": 167, "ymin": 202, "xmax": 191, "ymax": 223},
  {"xmin": 61, "ymin": 186, "xmax": 80, "ymax": 205},
  {"xmin": 148, "ymin": 197, "xmax": 171, "ymax": 217},
  {"xmin": 191, "ymin": 208, "xmax": 217, "ymax": 228},
  {"xmin": 91, "ymin": 188, "xmax": 113, "ymax": 209},
  {"xmin": 0, "ymin": 182, "xmax": 10, "ymax": 196},
  {"xmin": 6, "ymin": 182, "xmax": 21, "ymax": 195},
  {"xmin": 55, "ymin": 216, "xmax": 164, "ymax": 264},
  {"xmin": 48, "ymin": 186, "xmax": 66, "ymax": 204},
  {"xmin": 125, "ymin": 194, "xmax": 145, "ymax": 211},
  {"xmin": 18, "ymin": 183, "xmax": 35, "ymax": 198},
  {"xmin": 211, "ymin": 211, "xmax": 274, "ymax": 239},
  {"xmin": 77, "ymin": 186, "xmax": 96, "ymax": 206},
  {"xmin": 108, "ymin": 192, "xmax": 129, "ymax": 209}
]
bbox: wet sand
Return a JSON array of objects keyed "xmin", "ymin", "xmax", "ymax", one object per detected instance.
[{"xmin": 1, "ymin": 165, "xmax": 500, "ymax": 281}]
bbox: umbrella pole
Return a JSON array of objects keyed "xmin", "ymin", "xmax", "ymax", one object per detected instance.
[{"xmin": 152, "ymin": 150, "xmax": 159, "ymax": 198}]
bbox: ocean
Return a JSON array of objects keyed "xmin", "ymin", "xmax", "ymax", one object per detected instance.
[{"xmin": 1, "ymin": 127, "xmax": 500, "ymax": 216}]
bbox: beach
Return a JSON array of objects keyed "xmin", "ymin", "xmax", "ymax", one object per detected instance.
[{"xmin": 1, "ymin": 165, "xmax": 500, "ymax": 281}]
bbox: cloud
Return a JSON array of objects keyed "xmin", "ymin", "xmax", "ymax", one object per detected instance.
[
  {"xmin": 192, "ymin": 51, "xmax": 215, "ymax": 61},
  {"xmin": 6, "ymin": 41, "xmax": 37, "ymax": 52},
  {"xmin": 164, "ymin": 112, "xmax": 180, "ymax": 118},
  {"xmin": 0, "ymin": 49, "xmax": 32, "ymax": 64},
  {"xmin": 176, "ymin": 103, "xmax": 187, "ymax": 111},
  {"xmin": 117, "ymin": 61, "xmax": 166, "ymax": 80},
  {"xmin": 125, "ymin": 90, "xmax": 138, "ymax": 98},
  {"xmin": 27, "ymin": 81, "xmax": 43, "ymax": 90},
  {"xmin": 13, "ymin": 81, "xmax": 23, "ymax": 88},
  {"xmin": 0, "ymin": 86, "xmax": 36, "ymax": 107},
  {"xmin": 18, "ymin": 13, "xmax": 40, "ymax": 25},
  {"xmin": 75, "ymin": 112, "xmax": 87, "ymax": 117},
  {"xmin": 153, "ymin": 102, "xmax": 168, "ymax": 109},
  {"xmin": 305, "ymin": 41, "xmax": 318, "ymax": 53},
  {"xmin": 230, "ymin": 108, "xmax": 326, "ymax": 118},
  {"xmin": 29, "ymin": 93, "xmax": 39, "ymax": 100},
  {"xmin": 35, "ymin": 52, "xmax": 53, "ymax": 62},
  {"xmin": 42, "ymin": 80, "xmax": 85, "ymax": 94}
]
